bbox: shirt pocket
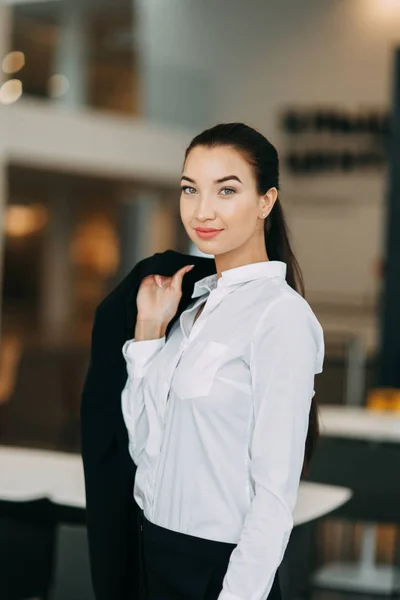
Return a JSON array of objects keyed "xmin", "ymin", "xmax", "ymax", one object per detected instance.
[{"xmin": 173, "ymin": 340, "xmax": 229, "ymax": 399}]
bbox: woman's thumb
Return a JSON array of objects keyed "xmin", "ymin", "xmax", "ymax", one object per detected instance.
[{"xmin": 172, "ymin": 264, "xmax": 195, "ymax": 290}]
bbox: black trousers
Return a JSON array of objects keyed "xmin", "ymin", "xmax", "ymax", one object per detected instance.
[{"xmin": 137, "ymin": 509, "xmax": 282, "ymax": 600}]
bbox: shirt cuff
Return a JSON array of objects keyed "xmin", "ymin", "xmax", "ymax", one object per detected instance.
[{"xmin": 122, "ymin": 336, "xmax": 166, "ymax": 379}]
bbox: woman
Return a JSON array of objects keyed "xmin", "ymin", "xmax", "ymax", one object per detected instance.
[{"xmin": 121, "ymin": 123, "xmax": 325, "ymax": 600}]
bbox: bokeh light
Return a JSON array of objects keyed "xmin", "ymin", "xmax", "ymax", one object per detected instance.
[
  {"xmin": 2, "ymin": 51, "xmax": 25, "ymax": 75},
  {"xmin": 0, "ymin": 79, "xmax": 23, "ymax": 105},
  {"xmin": 5, "ymin": 204, "xmax": 48, "ymax": 238},
  {"xmin": 47, "ymin": 74, "xmax": 70, "ymax": 98}
]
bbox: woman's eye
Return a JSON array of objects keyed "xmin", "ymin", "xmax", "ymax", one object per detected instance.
[
  {"xmin": 181, "ymin": 186, "xmax": 196, "ymax": 194},
  {"xmin": 220, "ymin": 187, "xmax": 236, "ymax": 196}
]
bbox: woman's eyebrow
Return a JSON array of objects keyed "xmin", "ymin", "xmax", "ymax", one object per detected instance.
[{"xmin": 180, "ymin": 175, "xmax": 243, "ymax": 184}]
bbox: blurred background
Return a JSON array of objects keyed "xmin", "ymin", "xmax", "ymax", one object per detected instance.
[{"xmin": 1, "ymin": 0, "xmax": 400, "ymax": 599}]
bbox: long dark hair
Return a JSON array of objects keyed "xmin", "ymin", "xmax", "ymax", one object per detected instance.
[{"xmin": 184, "ymin": 122, "xmax": 319, "ymax": 477}]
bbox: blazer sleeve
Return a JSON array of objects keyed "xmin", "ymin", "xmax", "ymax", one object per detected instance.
[
  {"xmin": 80, "ymin": 250, "xmax": 170, "ymax": 460},
  {"xmin": 80, "ymin": 253, "xmax": 159, "ymax": 600}
]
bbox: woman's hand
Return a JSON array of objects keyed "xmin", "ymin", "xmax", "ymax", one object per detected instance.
[{"xmin": 136, "ymin": 264, "xmax": 195, "ymax": 328}]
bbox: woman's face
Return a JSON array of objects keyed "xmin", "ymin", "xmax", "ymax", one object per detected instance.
[{"xmin": 180, "ymin": 145, "xmax": 276, "ymax": 258}]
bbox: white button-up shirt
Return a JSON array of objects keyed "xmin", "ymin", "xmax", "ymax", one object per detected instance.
[{"xmin": 121, "ymin": 260, "xmax": 324, "ymax": 600}]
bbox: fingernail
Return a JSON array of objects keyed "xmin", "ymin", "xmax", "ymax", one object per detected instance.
[{"xmin": 187, "ymin": 264, "xmax": 195, "ymax": 270}]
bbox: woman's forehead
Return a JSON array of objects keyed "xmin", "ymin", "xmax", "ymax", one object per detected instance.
[{"xmin": 183, "ymin": 146, "xmax": 253, "ymax": 181}]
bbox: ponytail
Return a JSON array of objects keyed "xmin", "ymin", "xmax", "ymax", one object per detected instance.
[{"xmin": 265, "ymin": 199, "xmax": 304, "ymax": 297}]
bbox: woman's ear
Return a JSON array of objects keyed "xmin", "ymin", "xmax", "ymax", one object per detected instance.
[{"xmin": 260, "ymin": 187, "xmax": 278, "ymax": 217}]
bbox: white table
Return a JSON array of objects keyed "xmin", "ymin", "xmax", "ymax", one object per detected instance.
[
  {"xmin": 294, "ymin": 480, "xmax": 352, "ymax": 527},
  {"xmin": 313, "ymin": 405, "xmax": 400, "ymax": 594},
  {"xmin": 0, "ymin": 446, "xmax": 86, "ymax": 509},
  {"xmin": 319, "ymin": 405, "xmax": 400, "ymax": 443},
  {"xmin": 0, "ymin": 445, "xmax": 351, "ymax": 526}
]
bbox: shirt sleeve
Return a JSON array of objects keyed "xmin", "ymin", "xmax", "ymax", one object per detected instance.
[
  {"xmin": 218, "ymin": 295, "xmax": 324, "ymax": 600},
  {"xmin": 121, "ymin": 336, "xmax": 166, "ymax": 466}
]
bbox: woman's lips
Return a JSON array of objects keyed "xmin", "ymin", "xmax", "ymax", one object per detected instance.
[{"xmin": 194, "ymin": 228, "xmax": 223, "ymax": 239}]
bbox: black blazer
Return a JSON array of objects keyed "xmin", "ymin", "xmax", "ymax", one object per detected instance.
[{"xmin": 81, "ymin": 248, "xmax": 217, "ymax": 600}]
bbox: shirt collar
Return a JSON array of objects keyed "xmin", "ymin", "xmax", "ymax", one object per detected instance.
[{"xmin": 191, "ymin": 260, "xmax": 287, "ymax": 299}]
